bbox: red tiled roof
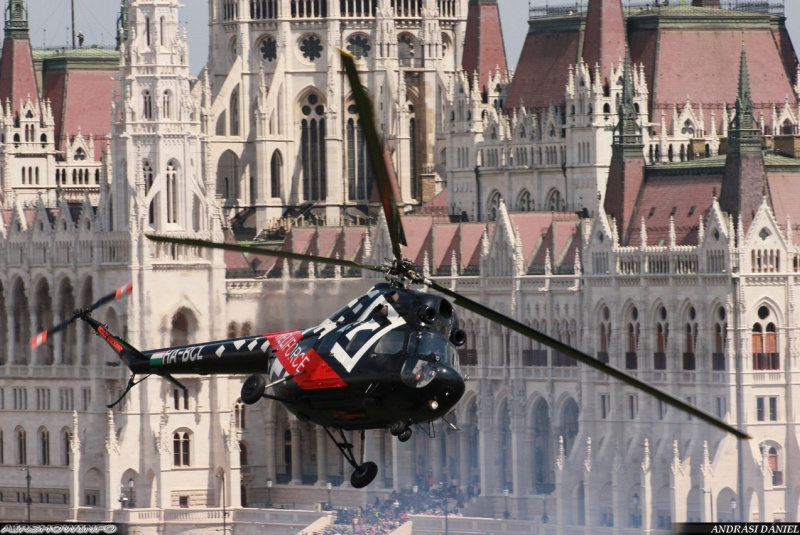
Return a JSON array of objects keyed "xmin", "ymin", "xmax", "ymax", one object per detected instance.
[
  {"xmin": 462, "ymin": 1, "xmax": 509, "ymax": 94},
  {"xmin": 627, "ymin": 173, "xmax": 722, "ymax": 247},
  {"xmin": 767, "ymin": 173, "xmax": 800, "ymax": 232},
  {"xmin": 582, "ymin": 0, "xmax": 627, "ymax": 86},
  {"xmin": 634, "ymin": 28, "xmax": 797, "ymax": 131},
  {"xmin": 343, "ymin": 227, "xmax": 367, "ymax": 263},
  {"xmin": 506, "ymin": 26, "xmax": 581, "ymax": 110},
  {"xmin": 510, "ymin": 212, "xmax": 554, "ymax": 265},
  {"xmin": 0, "ymin": 38, "xmax": 38, "ymax": 115},
  {"xmin": 460, "ymin": 223, "xmax": 486, "ymax": 270},
  {"xmin": 57, "ymin": 70, "xmax": 118, "ymax": 161},
  {"xmin": 400, "ymin": 217, "xmax": 434, "ymax": 266},
  {"xmin": 223, "ymin": 229, "xmax": 251, "ymax": 271},
  {"xmin": 432, "ymin": 223, "xmax": 459, "ymax": 271}
]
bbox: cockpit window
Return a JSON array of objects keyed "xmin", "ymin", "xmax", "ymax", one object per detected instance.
[
  {"xmin": 448, "ymin": 344, "xmax": 460, "ymax": 373},
  {"xmin": 407, "ymin": 332, "xmax": 451, "ymax": 364},
  {"xmin": 373, "ymin": 329, "xmax": 405, "ymax": 355}
]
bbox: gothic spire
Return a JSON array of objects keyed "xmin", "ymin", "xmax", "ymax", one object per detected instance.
[
  {"xmin": 462, "ymin": 0, "xmax": 508, "ymax": 96},
  {"xmin": 0, "ymin": 0, "xmax": 38, "ymax": 116},
  {"xmin": 613, "ymin": 50, "xmax": 643, "ymax": 155},
  {"xmin": 4, "ymin": 0, "xmax": 29, "ymax": 39},
  {"xmin": 583, "ymin": 0, "xmax": 627, "ymax": 87},
  {"xmin": 718, "ymin": 43, "xmax": 768, "ymax": 233},
  {"xmin": 116, "ymin": 1, "xmax": 130, "ymax": 51},
  {"xmin": 728, "ymin": 45, "xmax": 760, "ymax": 149}
]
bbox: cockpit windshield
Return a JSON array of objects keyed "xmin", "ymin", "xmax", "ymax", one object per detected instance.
[{"xmin": 407, "ymin": 332, "xmax": 458, "ymax": 369}]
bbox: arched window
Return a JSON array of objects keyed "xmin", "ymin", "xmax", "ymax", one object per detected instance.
[
  {"xmin": 683, "ymin": 306, "xmax": 697, "ymax": 370},
  {"xmin": 39, "ymin": 429, "xmax": 50, "ymax": 465},
  {"xmin": 143, "ymin": 161, "xmax": 155, "ymax": 225},
  {"xmin": 166, "ymin": 161, "xmax": 178, "ymax": 224},
  {"xmin": 768, "ymin": 445, "xmax": 782, "ymax": 486},
  {"xmin": 171, "ymin": 311, "xmax": 190, "ymax": 346},
  {"xmin": 162, "ymin": 91, "xmax": 172, "ymax": 120},
  {"xmin": 547, "ymin": 190, "xmax": 563, "ymax": 212},
  {"xmin": 517, "ymin": 190, "xmax": 533, "ymax": 212},
  {"xmin": 398, "ymin": 33, "xmax": 416, "ymax": 67},
  {"xmin": 230, "ymin": 88, "xmax": 240, "ymax": 136},
  {"xmin": 487, "ymin": 191, "xmax": 501, "ymax": 221},
  {"xmin": 300, "ymin": 93, "xmax": 327, "ymax": 201},
  {"xmin": 346, "ymin": 104, "xmax": 374, "ymax": 201},
  {"xmin": 173, "ymin": 431, "xmax": 190, "ymax": 466},
  {"xmin": 712, "ymin": 307, "xmax": 727, "ymax": 371},
  {"xmin": 160, "ymin": 17, "xmax": 165, "ymax": 47},
  {"xmin": 270, "ymin": 150, "xmax": 283, "ymax": 198},
  {"xmin": 62, "ymin": 430, "xmax": 71, "ymax": 466},
  {"xmin": 235, "ymin": 399, "xmax": 246, "ymax": 430},
  {"xmin": 752, "ymin": 306, "xmax": 779, "ymax": 370},
  {"xmin": 143, "ymin": 91, "xmax": 153, "ymax": 120},
  {"xmin": 626, "ymin": 307, "xmax": 640, "ymax": 370},
  {"xmin": 145, "ymin": 17, "xmax": 151, "ymax": 46},
  {"xmin": 16, "ymin": 428, "xmax": 26, "ymax": 465},
  {"xmin": 654, "ymin": 306, "xmax": 668, "ymax": 370},
  {"xmin": 239, "ymin": 442, "xmax": 248, "ymax": 466}
]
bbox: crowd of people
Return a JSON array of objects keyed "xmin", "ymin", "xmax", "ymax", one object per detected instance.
[{"xmin": 305, "ymin": 483, "xmax": 472, "ymax": 535}]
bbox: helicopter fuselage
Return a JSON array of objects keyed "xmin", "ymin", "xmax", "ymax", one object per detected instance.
[{"xmin": 126, "ymin": 283, "xmax": 466, "ymax": 431}]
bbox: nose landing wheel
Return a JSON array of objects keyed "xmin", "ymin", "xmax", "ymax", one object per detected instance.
[{"xmin": 390, "ymin": 420, "xmax": 413, "ymax": 442}]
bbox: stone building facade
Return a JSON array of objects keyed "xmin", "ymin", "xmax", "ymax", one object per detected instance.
[{"xmin": 0, "ymin": 0, "xmax": 798, "ymax": 531}]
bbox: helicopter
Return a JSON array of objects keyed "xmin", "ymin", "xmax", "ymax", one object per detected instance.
[{"xmin": 31, "ymin": 51, "xmax": 748, "ymax": 489}]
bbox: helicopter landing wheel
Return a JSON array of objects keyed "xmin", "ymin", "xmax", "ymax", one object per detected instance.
[
  {"xmin": 350, "ymin": 461, "xmax": 378, "ymax": 488},
  {"xmin": 398, "ymin": 428, "xmax": 412, "ymax": 442},
  {"xmin": 390, "ymin": 420, "xmax": 407, "ymax": 436},
  {"xmin": 241, "ymin": 374, "xmax": 266, "ymax": 405}
]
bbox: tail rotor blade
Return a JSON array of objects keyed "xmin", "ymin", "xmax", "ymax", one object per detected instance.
[{"xmin": 30, "ymin": 283, "xmax": 133, "ymax": 349}]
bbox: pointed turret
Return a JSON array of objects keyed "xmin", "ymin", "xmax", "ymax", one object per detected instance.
[
  {"xmin": 603, "ymin": 51, "xmax": 646, "ymax": 244},
  {"xmin": 0, "ymin": 0, "xmax": 39, "ymax": 117},
  {"xmin": 462, "ymin": 0, "xmax": 508, "ymax": 97},
  {"xmin": 582, "ymin": 0, "xmax": 627, "ymax": 88},
  {"xmin": 719, "ymin": 46, "xmax": 768, "ymax": 233}
]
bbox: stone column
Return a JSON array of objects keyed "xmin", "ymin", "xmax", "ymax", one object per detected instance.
[
  {"xmin": 265, "ymin": 421, "xmax": 277, "ymax": 482},
  {"xmin": 583, "ymin": 438, "xmax": 595, "ymax": 535},
  {"xmin": 372, "ymin": 429, "xmax": 386, "ymax": 488},
  {"xmin": 70, "ymin": 412, "xmax": 81, "ymax": 521},
  {"xmin": 612, "ymin": 446, "xmax": 625, "ymax": 529},
  {"xmin": 289, "ymin": 418, "xmax": 302, "ymax": 484},
  {"xmin": 670, "ymin": 440, "xmax": 688, "ymax": 523},
  {"xmin": 6, "ymin": 300, "xmax": 14, "ymax": 364},
  {"xmin": 555, "ymin": 436, "xmax": 566, "ymax": 534},
  {"xmin": 700, "ymin": 441, "xmax": 713, "ymax": 522},
  {"xmin": 226, "ymin": 414, "xmax": 242, "ymax": 508},
  {"xmin": 104, "ymin": 410, "xmax": 120, "ymax": 514},
  {"xmin": 431, "ymin": 422, "xmax": 443, "ymax": 485},
  {"xmin": 458, "ymin": 428, "xmax": 471, "ymax": 491},
  {"xmin": 509, "ymin": 388, "xmax": 528, "ymax": 496},
  {"xmin": 641, "ymin": 439, "xmax": 653, "ymax": 535},
  {"xmin": 316, "ymin": 427, "xmax": 328, "ymax": 486},
  {"xmin": 477, "ymin": 381, "xmax": 494, "ymax": 495}
]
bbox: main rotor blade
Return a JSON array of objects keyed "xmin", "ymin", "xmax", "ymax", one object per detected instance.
[
  {"xmin": 426, "ymin": 279, "xmax": 749, "ymax": 440},
  {"xmin": 340, "ymin": 49, "xmax": 407, "ymax": 264},
  {"xmin": 31, "ymin": 282, "xmax": 133, "ymax": 349},
  {"xmin": 146, "ymin": 234, "xmax": 386, "ymax": 274}
]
